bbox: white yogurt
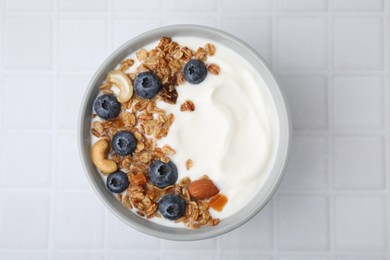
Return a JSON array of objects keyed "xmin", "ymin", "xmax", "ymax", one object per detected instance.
[{"xmin": 91, "ymin": 36, "xmax": 279, "ymax": 227}]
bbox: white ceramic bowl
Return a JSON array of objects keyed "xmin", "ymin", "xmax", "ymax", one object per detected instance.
[{"xmin": 78, "ymin": 25, "xmax": 291, "ymax": 241}]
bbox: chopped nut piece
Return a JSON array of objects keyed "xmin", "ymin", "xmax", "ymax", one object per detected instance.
[
  {"xmin": 160, "ymin": 84, "xmax": 178, "ymax": 104},
  {"xmin": 209, "ymin": 194, "xmax": 228, "ymax": 212},
  {"xmin": 185, "ymin": 159, "xmax": 193, "ymax": 170},
  {"xmin": 180, "ymin": 100, "xmax": 195, "ymax": 112},
  {"xmin": 208, "ymin": 64, "xmax": 220, "ymax": 75}
]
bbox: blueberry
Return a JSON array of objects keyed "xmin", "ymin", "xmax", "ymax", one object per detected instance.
[
  {"xmin": 106, "ymin": 170, "xmax": 129, "ymax": 193},
  {"xmin": 134, "ymin": 72, "xmax": 162, "ymax": 99},
  {"xmin": 158, "ymin": 194, "xmax": 186, "ymax": 220},
  {"xmin": 183, "ymin": 59, "xmax": 207, "ymax": 84},
  {"xmin": 111, "ymin": 131, "xmax": 137, "ymax": 156},
  {"xmin": 93, "ymin": 94, "xmax": 121, "ymax": 120},
  {"xmin": 148, "ymin": 160, "xmax": 178, "ymax": 188}
]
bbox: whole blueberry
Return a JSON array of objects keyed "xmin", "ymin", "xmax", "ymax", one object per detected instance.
[
  {"xmin": 158, "ymin": 194, "xmax": 186, "ymax": 220},
  {"xmin": 106, "ymin": 170, "xmax": 129, "ymax": 193},
  {"xmin": 93, "ymin": 94, "xmax": 121, "ymax": 120},
  {"xmin": 111, "ymin": 131, "xmax": 137, "ymax": 156},
  {"xmin": 183, "ymin": 59, "xmax": 207, "ymax": 84},
  {"xmin": 134, "ymin": 71, "xmax": 162, "ymax": 99},
  {"xmin": 148, "ymin": 160, "xmax": 178, "ymax": 188}
]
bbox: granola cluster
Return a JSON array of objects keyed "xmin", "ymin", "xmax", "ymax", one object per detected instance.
[{"xmin": 91, "ymin": 37, "xmax": 227, "ymax": 229}]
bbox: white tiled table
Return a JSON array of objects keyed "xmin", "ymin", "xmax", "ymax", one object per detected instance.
[{"xmin": 0, "ymin": 0, "xmax": 389, "ymax": 259}]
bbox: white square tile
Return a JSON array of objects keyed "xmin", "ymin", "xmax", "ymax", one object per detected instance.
[
  {"xmin": 163, "ymin": 237, "xmax": 217, "ymax": 250},
  {"xmin": 280, "ymin": 135, "xmax": 328, "ymax": 190},
  {"xmin": 106, "ymin": 212, "xmax": 160, "ymax": 250},
  {"xmin": 222, "ymin": 0, "xmax": 271, "ymax": 12},
  {"xmin": 279, "ymin": 76, "xmax": 328, "ymax": 129},
  {"xmin": 58, "ymin": 0, "xmax": 106, "ymax": 12},
  {"xmin": 277, "ymin": 17, "xmax": 327, "ymax": 70},
  {"xmin": 113, "ymin": 18, "xmax": 161, "ymax": 49},
  {"xmin": 168, "ymin": 0, "xmax": 217, "ymax": 12},
  {"xmin": 53, "ymin": 191, "xmax": 104, "ymax": 249},
  {"xmin": 0, "ymin": 252, "xmax": 47, "ymax": 260},
  {"xmin": 1, "ymin": 133, "xmax": 51, "ymax": 188},
  {"xmin": 332, "ymin": 0, "xmax": 384, "ymax": 11},
  {"xmin": 221, "ymin": 18, "xmax": 271, "ymax": 64},
  {"xmin": 333, "ymin": 76, "xmax": 384, "ymax": 130},
  {"xmin": 5, "ymin": 0, "xmax": 52, "ymax": 12},
  {"xmin": 277, "ymin": 195, "xmax": 329, "ymax": 251},
  {"xmin": 222, "ymin": 253, "xmax": 271, "ymax": 260},
  {"xmin": 0, "ymin": 192, "xmax": 50, "ymax": 248},
  {"xmin": 333, "ymin": 17, "xmax": 383, "ymax": 70},
  {"xmin": 336, "ymin": 256, "xmax": 386, "ymax": 260},
  {"xmin": 162, "ymin": 252, "xmax": 215, "ymax": 260},
  {"xmin": 58, "ymin": 18, "xmax": 106, "ymax": 70},
  {"xmin": 52, "ymin": 251, "xmax": 104, "ymax": 260},
  {"xmin": 112, "ymin": 0, "xmax": 161, "ymax": 12},
  {"xmin": 333, "ymin": 136, "xmax": 385, "ymax": 189},
  {"xmin": 4, "ymin": 18, "xmax": 52, "ymax": 70},
  {"xmin": 56, "ymin": 134, "xmax": 89, "ymax": 189},
  {"xmin": 220, "ymin": 202, "xmax": 273, "ymax": 251},
  {"xmin": 109, "ymin": 252, "xmax": 159, "ymax": 260},
  {"xmin": 335, "ymin": 195, "xmax": 386, "ymax": 251},
  {"xmin": 4, "ymin": 75, "xmax": 52, "ymax": 129},
  {"xmin": 57, "ymin": 75, "xmax": 89, "ymax": 129},
  {"xmin": 278, "ymin": 0, "xmax": 327, "ymax": 12},
  {"xmin": 164, "ymin": 18, "xmax": 217, "ymax": 28}
]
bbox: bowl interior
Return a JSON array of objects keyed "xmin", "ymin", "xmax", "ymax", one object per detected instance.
[{"xmin": 78, "ymin": 25, "xmax": 291, "ymax": 241}]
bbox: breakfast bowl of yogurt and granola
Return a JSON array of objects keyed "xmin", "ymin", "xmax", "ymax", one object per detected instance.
[{"xmin": 78, "ymin": 25, "xmax": 291, "ymax": 240}]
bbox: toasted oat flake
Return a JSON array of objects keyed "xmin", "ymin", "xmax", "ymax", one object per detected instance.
[
  {"xmin": 180, "ymin": 100, "xmax": 195, "ymax": 112},
  {"xmin": 185, "ymin": 159, "xmax": 193, "ymax": 170},
  {"xmin": 140, "ymin": 152, "xmax": 152, "ymax": 163},
  {"xmin": 162, "ymin": 144, "xmax": 176, "ymax": 156},
  {"xmin": 119, "ymin": 58, "xmax": 134, "ymax": 72},
  {"xmin": 136, "ymin": 49, "xmax": 148, "ymax": 61},
  {"xmin": 205, "ymin": 43, "xmax": 216, "ymax": 56}
]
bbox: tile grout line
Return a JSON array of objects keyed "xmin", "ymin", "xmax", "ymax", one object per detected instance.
[
  {"xmin": 383, "ymin": 0, "xmax": 390, "ymax": 254},
  {"xmin": 47, "ymin": 0, "xmax": 58, "ymax": 258}
]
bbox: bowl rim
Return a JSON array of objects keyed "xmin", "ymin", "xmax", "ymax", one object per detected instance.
[{"xmin": 78, "ymin": 24, "xmax": 292, "ymax": 241}]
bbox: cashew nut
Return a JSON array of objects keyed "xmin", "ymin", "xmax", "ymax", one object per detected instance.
[
  {"xmin": 108, "ymin": 70, "xmax": 133, "ymax": 103},
  {"xmin": 91, "ymin": 139, "xmax": 118, "ymax": 174}
]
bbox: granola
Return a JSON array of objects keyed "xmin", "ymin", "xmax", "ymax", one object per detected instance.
[{"xmin": 90, "ymin": 37, "xmax": 227, "ymax": 229}]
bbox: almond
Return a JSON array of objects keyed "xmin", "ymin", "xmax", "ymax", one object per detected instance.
[
  {"xmin": 188, "ymin": 179, "xmax": 219, "ymax": 200},
  {"xmin": 209, "ymin": 194, "xmax": 228, "ymax": 212}
]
